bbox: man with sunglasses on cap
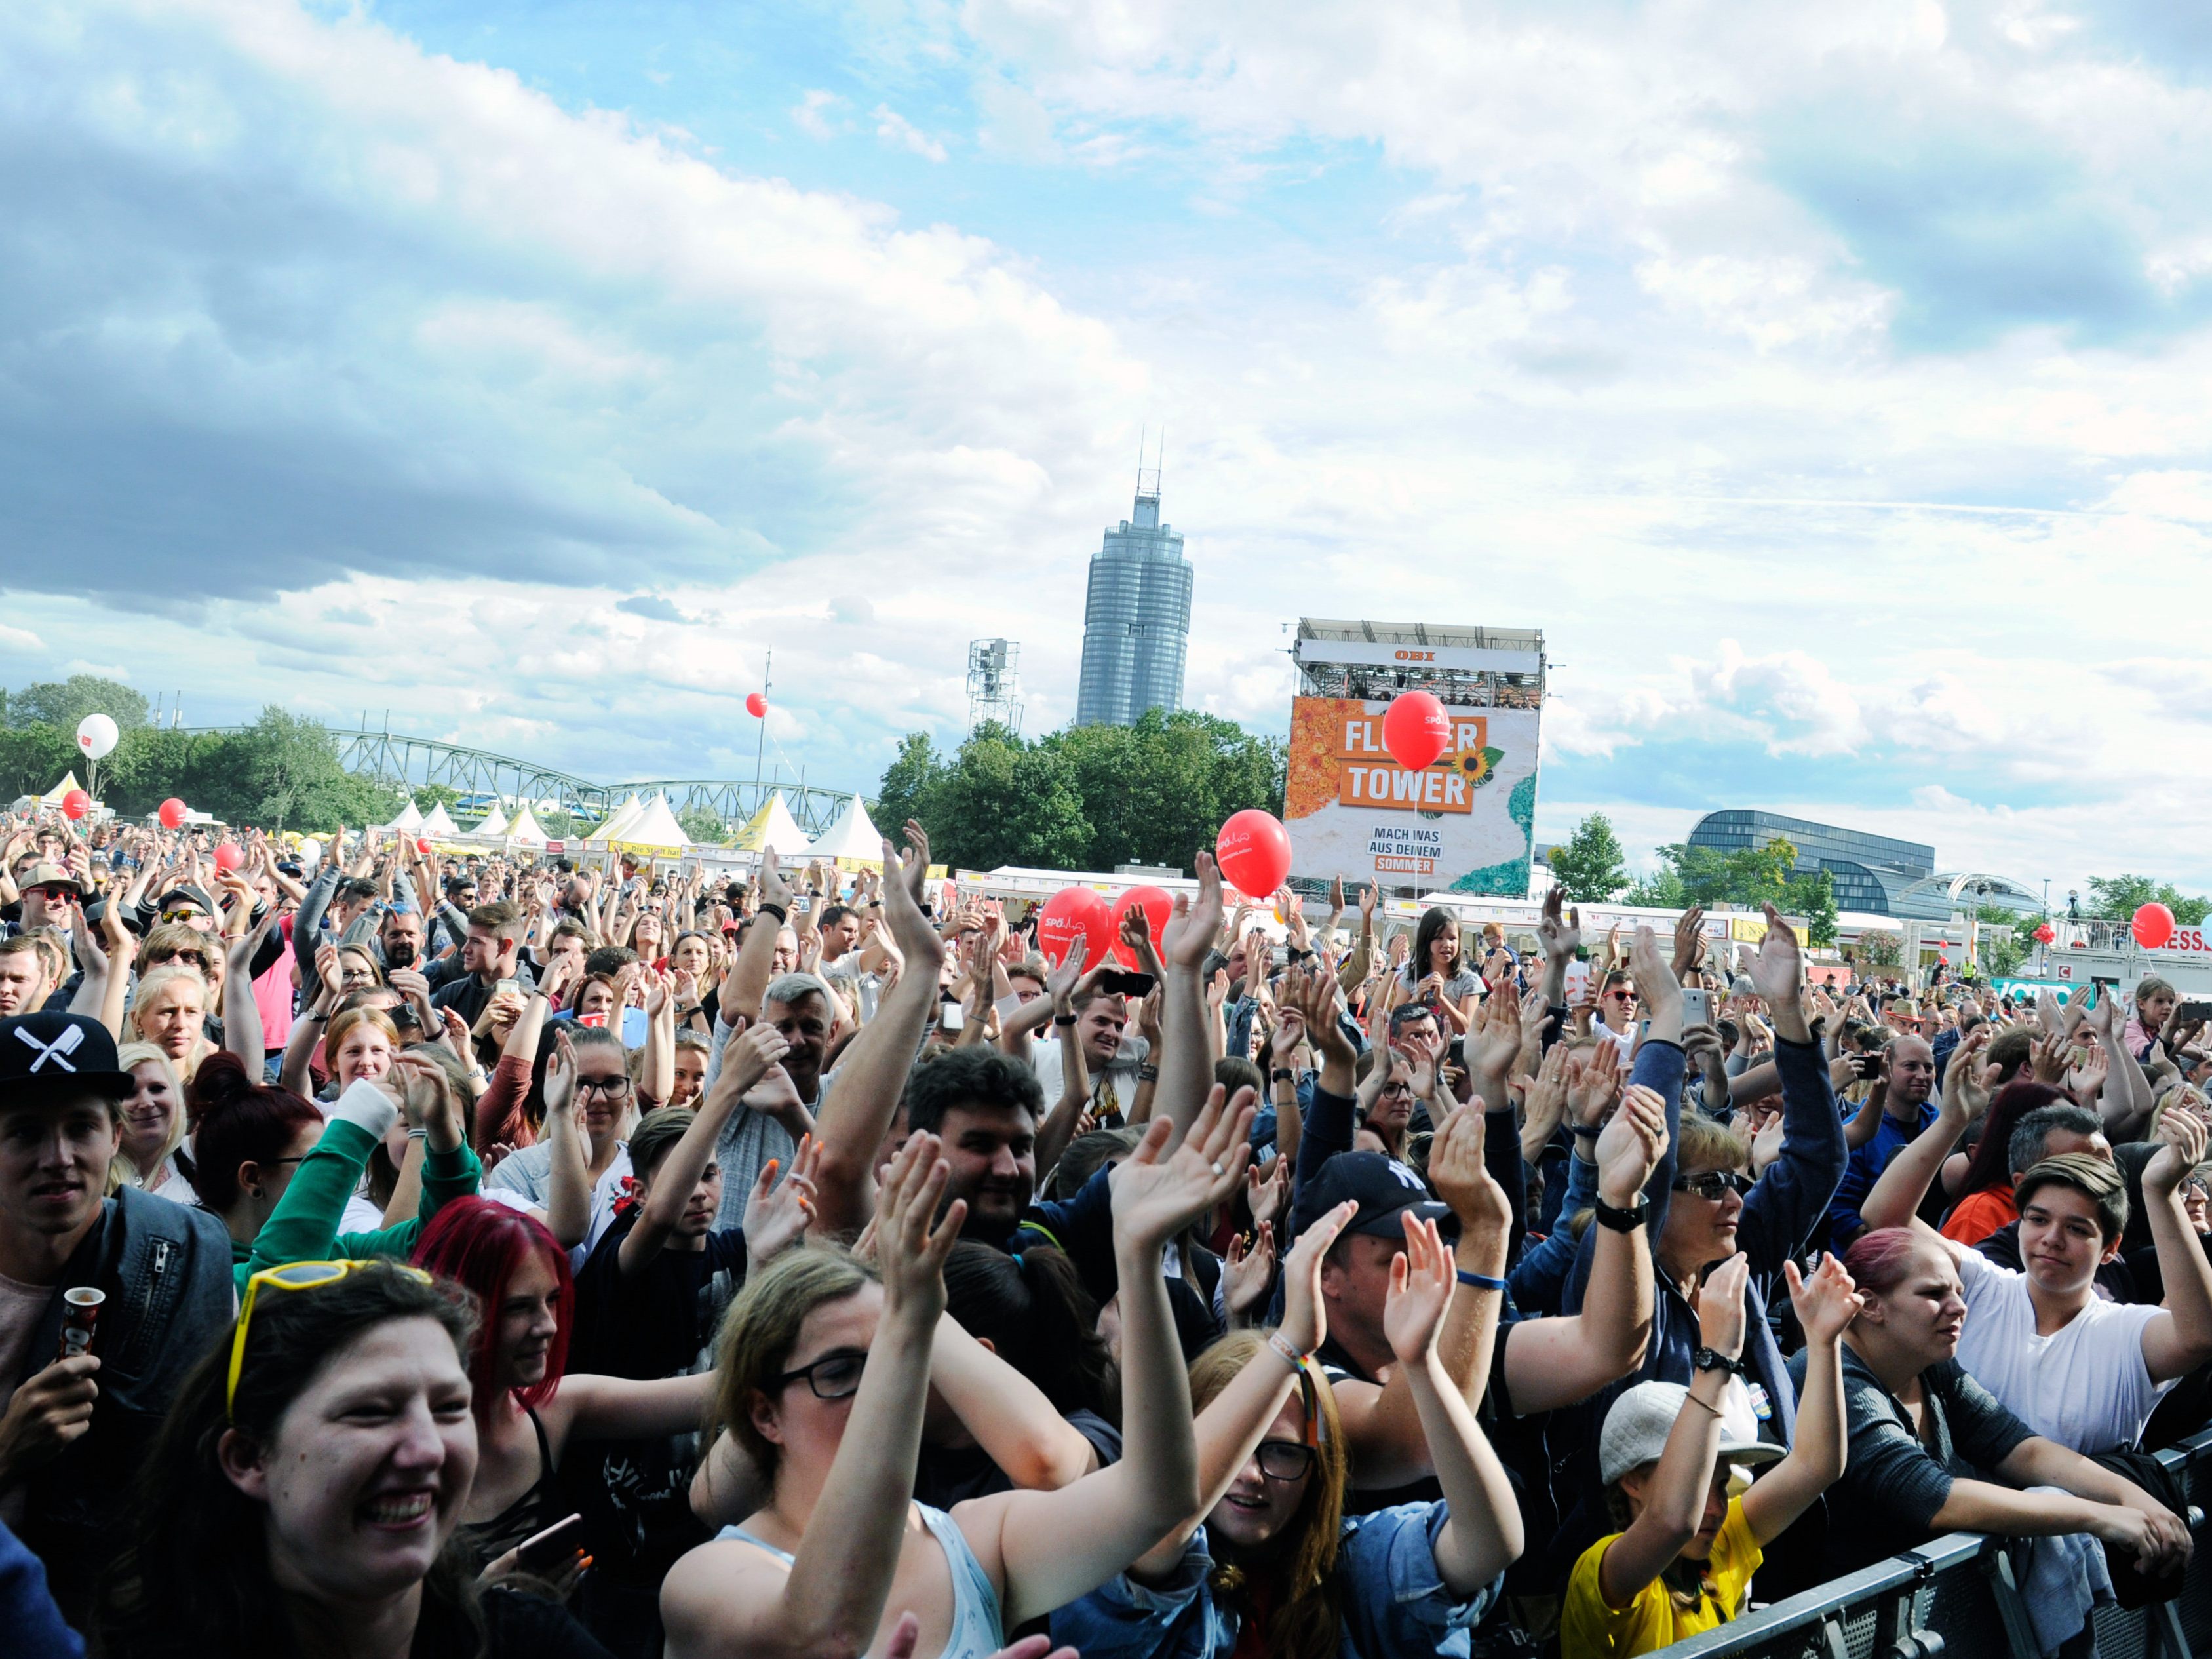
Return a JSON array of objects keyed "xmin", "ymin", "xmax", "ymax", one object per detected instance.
[
  {"xmin": 0, "ymin": 1011, "xmax": 232, "ymax": 1618},
  {"xmin": 4, "ymin": 863, "xmax": 83, "ymax": 942}
]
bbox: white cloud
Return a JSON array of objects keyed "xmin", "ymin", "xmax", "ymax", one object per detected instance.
[
  {"xmin": 872, "ymin": 102, "xmax": 948, "ymax": 162},
  {"xmin": 792, "ymin": 88, "xmax": 847, "ymax": 140}
]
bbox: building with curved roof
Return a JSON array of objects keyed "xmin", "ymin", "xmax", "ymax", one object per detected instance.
[{"xmin": 1686, "ymin": 809, "xmax": 2040, "ymax": 921}]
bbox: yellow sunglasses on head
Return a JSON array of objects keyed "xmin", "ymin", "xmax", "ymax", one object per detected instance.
[{"xmin": 227, "ymin": 1259, "xmax": 434, "ymax": 1418}]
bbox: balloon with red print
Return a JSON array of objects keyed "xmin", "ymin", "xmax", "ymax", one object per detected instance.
[
  {"xmin": 2032, "ymin": 923, "xmax": 2055, "ymax": 945},
  {"xmin": 75, "ymin": 713, "xmax": 118, "ymax": 760},
  {"xmin": 60, "ymin": 789, "xmax": 89, "ymax": 821},
  {"xmin": 2133, "ymin": 903, "xmax": 2176, "ymax": 950},
  {"xmin": 214, "ymin": 842, "xmax": 244, "ymax": 872},
  {"xmin": 1038, "ymin": 884, "xmax": 1112, "ymax": 973},
  {"xmin": 1380, "ymin": 691, "xmax": 1452, "ymax": 773},
  {"xmin": 745, "ymin": 692, "xmax": 768, "ymax": 718},
  {"xmin": 1216, "ymin": 809, "xmax": 1292, "ymax": 899},
  {"xmin": 158, "ymin": 798, "xmax": 188, "ymax": 830},
  {"xmin": 1110, "ymin": 886, "xmax": 1173, "ymax": 970}
]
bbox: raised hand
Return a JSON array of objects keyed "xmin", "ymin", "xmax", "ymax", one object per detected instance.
[
  {"xmin": 1784, "ymin": 1251, "xmax": 1865, "ymax": 1346},
  {"xmin": 1427, "ymin": 1104, "xmax": 1511, "ymax": 1241},
  {"xmin": 1383, "ymin": 1213, "xmax": 1455, "ymax": 1370},
  {"xmin": 743, "ymin": 1135, "xmax": 821, "ymax": 1268},
  {"xmin": 1223, "ymin": 1224, "xmax": 1276, "ymax": 1321},
  {"xmin": 543, "ymin": 1028, "xmax": 578, "ymax": 1120},
  {"xmin": 1268, "ymin": 1002, "xmax": 1306, "ymax": 1067},
  {"xmin": 2143, "ymin": 1103, "xmax": 2211, "ymax": 1198},
  {"xmin": 2076, "ymin": 984, "xmax": 2116, "ymax": 1039},
  {"xmin": 1537, "ymin": 888, "xmax": 1581, "ymax": 964},
  {"xmin": 2065, "ymin": 1042, "xmax": 2109, "ymax": 1106},
  {"xmin": 1943, "ymin": 1023, "xmax": 1994, "ymax": 1123},
  {"xmin": 1566, "ymin": 1038, "xmax": 1623, "ymax": 1129},
  {"xmin": 1110, "ymin": 1083, "xmax": 1253, "ymax": 1252},
  {"xmin": 1745, "ymin": 905, "xmax": 1805, "ymax": 1017},
  {"xmin": 1697, "ymin": 1251, "xmax": 1752, "ymax": 1360},
  {"xmin": 1245, "ymin": 1156, "xmax": 1289, "ymax": 1230},
  {"xmin": 1593, "ymin": 1083, "xmax": 1669, "ymax": 1207},
  {"xmin": 1671, "ymin": 904, "xmax": 1707, "ymax": 980},
  {"xmin": 716, "ymin": 1021, "xmax": 792, "ymax": 1103},
  {"xmin": 878, "ymin": 1132, "xmax": 962, "ymax": 1325},
  {"xmin": 1277, "ymin": 1199, "xmax": 1357, "ymax": 1354},
  {"xmin": 1118, "ymin": 905, "xmax": 1165, "ymax": 978},
  {"xmin": 1159, "ymin": 851, "xmax": 1223, "ymax": 971}
]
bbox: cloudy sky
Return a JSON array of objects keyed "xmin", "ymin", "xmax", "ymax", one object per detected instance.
[{"xmin": 7, "ymin": 0, "xmax": 2212, "ymax": 891}]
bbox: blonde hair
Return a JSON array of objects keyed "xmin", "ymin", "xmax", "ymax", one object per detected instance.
[
  {"xmin": 1675, "ymin": 1114, "xmax": 1749, "ymax": 1175},
  {"xmin": 114, "ymin": 1043, "xmax": 187, "ymax": 1192},
  {"xmin": 709, "ymin": 1247, "xmax": 878, "ymax": 1475},
  {"xmin": 1189, "ymin": 1333, "xmax": 1348, "ymax": 1659},
  {"xmin": 130, "ymin": 966, "xmax": 214, "ymax": 1080},
  {"xmin": 322, "ymin": 1005, "xmax": 400, "ymax": 1074}
]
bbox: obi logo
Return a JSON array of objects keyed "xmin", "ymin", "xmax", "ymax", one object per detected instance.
[{"xmin": 1394, "ymin": 650, "xmax": 1435, "ymax": 662}]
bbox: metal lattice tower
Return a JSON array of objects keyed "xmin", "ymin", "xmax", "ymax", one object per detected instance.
[{"xmin": 966, "ymin": 639, "xmax": 1024, "ymax": 735}]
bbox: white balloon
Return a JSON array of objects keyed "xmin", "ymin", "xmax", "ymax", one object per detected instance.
[
  {"xmin": 300, "ymin": 838, "xmax": 325, "ymax": 866},
  {"xmin": 75, "ymin": 712, "xmax": 119, "ymax": 759}
]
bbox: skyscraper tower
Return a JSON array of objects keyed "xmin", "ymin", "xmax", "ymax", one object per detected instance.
[{"xmin": 1076, "ymin": 438, "xmax": 1192, "ymax": 726}]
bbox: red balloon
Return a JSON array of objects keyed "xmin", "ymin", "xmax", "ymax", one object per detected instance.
[
  {"xmin": 416, "ymin": 836, "xmax": 433, "ymax": 856},
  {"xmin": 60, "ymin": 789, "xmax": 89, "ymax": 821},
  {"xmin": 1038, "ymin": 885, "xmax": 1112, "ymax": 973},
  {"xmin": 2033, "ymin": 923, "xmax": 2055, "ymax": 945},
  {"xmin": 1380, "ymin": 691, "xmax": 1453, "ymax": 773},
  {"xmin": 213, "ymin": 842, "xmax": 244, "ymax": 872},
  {"xmin": 158, "ymin": 797, "xmax": 187, "ymax": 830},
  {"xmin": 1216, "ymin": 809, "xmax": 1292, "ymax": 899},
  {"xmin": 745, "ymin": 692, "xmax": 768, "ymax": 718},
  {"xmin": 1110, "ymin": 886, "xmax": 1174, "ymax": 970},
  {"xmin": 2133, "ymin": 903, "xmax": 2176, "ymax": 950}
]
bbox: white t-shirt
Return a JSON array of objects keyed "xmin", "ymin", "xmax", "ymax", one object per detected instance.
[
  {"xmin": 1031, "ymin": 1032, "xmax": 1150, "ymax": 1114},
  {"xmin": 1954, "ymin": 1247, "xmax": 2173, "ymax": 1454}
]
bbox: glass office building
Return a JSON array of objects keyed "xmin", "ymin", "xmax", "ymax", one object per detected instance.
[
  {"xmin": 1688, "ymin": 810, "xmax": 1935, "ymax": 916},
  {"xmin": 1076, "ymin": 477, "xmax": 1192, "ymax": 727}
]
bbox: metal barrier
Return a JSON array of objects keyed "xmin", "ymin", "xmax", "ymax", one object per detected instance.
[{"xmin": 1648, "ymin": 1430, "xmax": 2212, "ymax": 1658}]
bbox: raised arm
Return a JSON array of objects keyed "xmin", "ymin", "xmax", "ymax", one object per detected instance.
[
  {"xmin": 664, "ymin": 1135, "xmax": 961, "ymax": 1659},
  {"xmin": 808, "ymin": 825, "xmax": 944, "ymax": 1235},
  {"xmin": 1741, "ymin": 1255, "xmax": 1859, "ymax": 1545},
  {"xmin": 718, "ymin": 850, "xmax": 788, "ymax": 1028},
  {"xmin": 1853, "ymin": 1076, "xmax": 1975, "ymax": 1245},
  {"xmin": 1733, "ymin": 905, "xmax": 1850, "ymax": 1268},
  {"xmin": 1032, "ymin": 949, "xmax": 1094, "ymax": 1183},
  {"xmin": 1154, "ymin": 851, "xmax": 1226, "ymax": 1141},
  {"xmin": 2136, "ymin": 1110, "xmax": 2212, "ymax": 1385},
  {"xmin": 1389, "ymin": 1213, "xmax": 1523, "ymax": 1595},
  {"xmin": 539, "ymin": 1030, "xmax": 593, "ymax": 1249},
  {"xmin": 619, "ymin": 1024, "xmax": 786, "ymax": 1274},
  {"xmin": 967, "ymin": 1089, "xmax": 1248, "ymax": 1624},
  {"xmin": 222, "ymin": 912, "xmax": 278, "ymax": 1067}
]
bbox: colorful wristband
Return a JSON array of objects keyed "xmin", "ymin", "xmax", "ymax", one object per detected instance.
[
  {"xmin": 1266, "ymin": 1331, "xmax": 1309, "ymax": 1370},
  {"xmin": 1455, "ymin": 1268, "xmax": 1508, "ymax": 1293}
]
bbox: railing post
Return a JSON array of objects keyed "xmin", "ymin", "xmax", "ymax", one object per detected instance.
[{"xmin": 1980, "ymin": 1546, "xmax": 2044, "ymax": 1659}]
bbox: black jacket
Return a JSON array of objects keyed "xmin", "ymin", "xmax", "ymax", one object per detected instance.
[{"xmin": 14, "ymin": 1186, "xmax": 233, "ymax": 1619}]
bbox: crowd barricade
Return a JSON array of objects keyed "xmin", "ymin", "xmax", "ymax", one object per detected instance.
[{"xmin": 1650, "ymin": 1428, "xmax": 2212, "ymax": 1659}]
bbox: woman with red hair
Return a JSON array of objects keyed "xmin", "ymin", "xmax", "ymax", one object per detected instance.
[{"xmin": 411, "ymin": 1196, "xmax": 716, "ymax": 1576}]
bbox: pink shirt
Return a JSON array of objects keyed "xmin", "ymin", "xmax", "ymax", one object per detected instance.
[{"xmin": 250, "ymin": 913, "xmax": 296, "ymax": 1052}]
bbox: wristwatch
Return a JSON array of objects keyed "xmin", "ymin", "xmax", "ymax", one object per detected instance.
[
  {"xmin": 1591, "ymin": 1195, "xmax": 1648, "ymax": 1234},
  {"xmin": 1270, "ymin": 1067, "xmax": 1296, "ymax": 1084},
  {"xmin": 1136, "ymin": 1064, "xmax": 1160, "ymax": 1082},
  {"xmin": 1692, "ymin": 1347, "xmax": 1743, "ymax": 1378}
]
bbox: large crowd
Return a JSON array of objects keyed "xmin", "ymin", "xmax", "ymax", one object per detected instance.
[{"xmin": 0, "ymin": 810, "xmax": 2207, "ymax": 1659}]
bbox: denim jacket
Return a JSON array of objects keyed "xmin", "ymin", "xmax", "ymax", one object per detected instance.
[{"xmin": 1051, "ymin": 1504, "xmax": 1500, "ymax": 1659}]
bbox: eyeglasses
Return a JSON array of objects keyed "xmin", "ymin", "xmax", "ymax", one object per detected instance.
[
  {"xmin": 2184, "ymin": 1177, "xmax": 2209, "ymax": 1199},
  {"xmin": 156, "ymin": 950, "xmax": 212, "ymax": 971},
  {"xmin": 160, "ymin": 908, "xmax": 206, "ymax": 923},
  {"xmin": 576, "ymin": 1074, "xmax": 633, "ymax": 1097},
  {"xmin": 227, "ymin": 1259, "xmax": 435, "ymax": 1416},
  {"xmin": 1673, "ymin": 1169, "xmax": 1755, "ymax": 1201},
  {"xmin": 775, "ymin": 1350, "xmax": 866, "ymax": 1400},
  {"xmin": 1604, "ymin": 990, "xmax": 1636, "ymax": 1002},
  {"xmin": 1254, "ymin": 1438, "xmax": 1317, "ymax": 1481}
]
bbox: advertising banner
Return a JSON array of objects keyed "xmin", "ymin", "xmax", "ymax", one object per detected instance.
[{"xmin": 1283, "ymin": 697, "xmax": 1540, "ymax": 893}]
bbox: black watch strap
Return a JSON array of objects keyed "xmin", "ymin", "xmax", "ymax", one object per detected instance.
[
  {"xmin": 1692, "ymin": 1346, "xmax": 1742, "ymax": 1377},
  {"xmin": 1591, "ymin": 1195, "xmax": 1648, "ymax": 1233}
]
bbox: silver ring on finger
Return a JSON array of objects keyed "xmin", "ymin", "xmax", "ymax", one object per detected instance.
[{"xmin": 1211, "ymin": 1160, "xmax": 1225, "ymax": 1177}]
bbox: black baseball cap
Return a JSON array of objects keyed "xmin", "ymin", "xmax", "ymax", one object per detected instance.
[
  {"xmin": 1290, "ymin": 1150, "xmax": 1452, "ymax": 1241},
  {"xmin": 0, "ymin": 1013, "xmax": 135, "ymax": 1103}
]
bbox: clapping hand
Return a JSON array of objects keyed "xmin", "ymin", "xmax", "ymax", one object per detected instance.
[
  {"xmin": 743, "ymin": 1135, "xmax": 821, "ymax": 1270},
  {"xmin": 1593, "ymin": 1083, "xmax": 1669, "ymax": 1207},
  {"xmin": 1245, "ymin": 1156, "xmax": 1290, "ymax": 1230},
  {"xmin": 1383, "ymin": 1213, "xmax": 1456, "ymax": 1370},
  {"xmin": 1109, "ymin": 1083, "xmax": 1253, "ymax": 1253},
  {"xmin": 2144, "ymin": 1103, "xmax": 2211, "ymax": 1198},
  {"xmin": 1277, "ymin": 1200, "xmax": 1357, "ymax": 1355},
  {"xmin": 1223, "ymin": 1224, "xmax": 1276, "ymax": 1322},
  {"xmin": 877, "ymin": 1132, "xmax": 963, "ymax": 1325},
  {"xmin": 1784, "ymin": 1251, "xmax": 1864, "ymax": 1346},
  {"xmin": 1537, "ymin": 888, "xmax": 1581, "ymax": 964}
]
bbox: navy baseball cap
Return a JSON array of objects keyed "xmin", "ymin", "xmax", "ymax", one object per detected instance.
[{"xmin": 1290, "ymin": 1150, "xmax": 1452, "ymax": 1241}]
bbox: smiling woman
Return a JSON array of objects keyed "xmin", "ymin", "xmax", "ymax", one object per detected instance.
[{"xmin": 90, "ymin": 1257, "xmax": 612, "ymax": 1658}]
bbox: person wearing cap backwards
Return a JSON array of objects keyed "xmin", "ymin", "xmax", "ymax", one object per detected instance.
[
  {"xmin": 0, "ymin": 1012, "xmax": 232, "ymax": 1620},
  {"xmin": 1560, "ymin": 1251, "xmax": 1859, "ymax": 1658}
]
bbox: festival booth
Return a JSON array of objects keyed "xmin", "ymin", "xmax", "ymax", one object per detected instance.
[
  {"xmin": 582, "ymin": 794, "xmax": 644, "ymax": 846},
  {"xmin": 503, "ymin": 804, "xmax": 551, "ymax": 849},
  {"xmin": 381, "ymin": 798, "xmax": 425, "ymax": 834},
  {"xmin": 467, "ymin": 803, "xmax": 510, "ymax": 840},
  {"xmin": 10, "ymin": 770, "xmax": 107, "ymax": 820},
  {"xmin": 608, "ymin": 794, "xmax": 693, "ymax": 857},
  {"xmin": 728, "ymin": 794, "xmax": 811, "ymax": 858},
  {"xmin": 800, "ymin": 796, "xmax": 888, "ymax": 871}
]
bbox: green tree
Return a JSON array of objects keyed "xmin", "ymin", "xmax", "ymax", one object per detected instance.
[
  {"xmin": 676, "ymin": 805, "xmax": 726, "ymax": 844},
  {"xmin": 203, "ymin": 707, "xmax": 400, "ymax": 831},
  {"xmin": 1547, "ymin": 813, "xmax": 1629, "ymax": 901},
  {"xmin": 927, "ymin": 727, "xmax": 1090, "ymax": 871},
  {"xmin": 1620, "ymin": 867, "xmax": 1686, "ymax": 909},
  {"xmin": 2084, "ymin": 875, "xmax": 2211, "ymax": 927},
  {"xmin": 6, "ymin": 675, "xmax": 149, "ymax": 732},
  {"xmin": 1783, "ymin": 869, "xmax": 1838, "ymax": 948},
  {"xmin": 870, "ymin": 732, "xmax": 946, "ymax": 837},
  {"xmin": 1855, "ymin": 929, "xmax": 1903, "ymax": 970},
  {"xmin": 0, "ymin": 724, "xmax": 82, "ymax": 802},
  {"xmin": 539, "ymin": 810, "xmax": 581, "ymax": 841},
  {"xmin": 1975, "ymin": 905, "xmax": 2028, "ymax": 977}
]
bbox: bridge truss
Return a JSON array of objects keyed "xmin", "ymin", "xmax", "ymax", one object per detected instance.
[{"xmin": 188, "ymin": 728, "xmax": 855, "ymax": 836}]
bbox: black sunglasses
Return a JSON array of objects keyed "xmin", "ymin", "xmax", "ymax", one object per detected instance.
[
  {"xmin": 1674, "ymin": 1169, "xmax": 1754, "ymax": 1201},
  {"xmin": 1254, "ymin": 1439, "xmax": 1315, "ymax": 1482},
  {"xmin": 775, "ymin": 1350, "xmax": 866, "ymax": 1401}
]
